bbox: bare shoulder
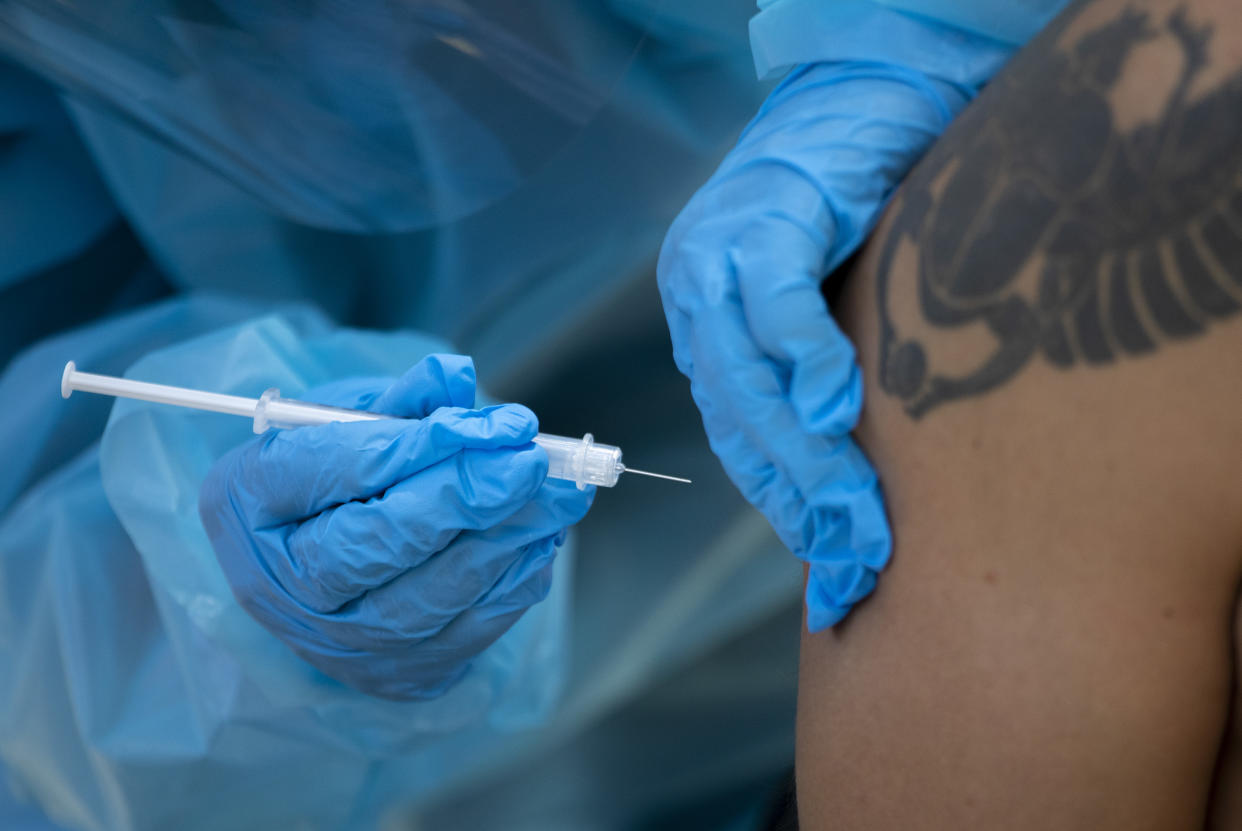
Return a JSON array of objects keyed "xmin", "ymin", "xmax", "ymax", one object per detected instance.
[{"xmin": 798, "ymin": 1, "xmax": 1242, "ymax": 828}]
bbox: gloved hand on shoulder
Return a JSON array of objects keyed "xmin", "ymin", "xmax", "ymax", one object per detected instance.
[{"xmin": 658, "ymin": 0, "xmax": 1055, "ymax": 629}]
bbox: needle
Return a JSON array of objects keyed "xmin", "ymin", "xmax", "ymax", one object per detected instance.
[
  {"xmin": 60, "ymin": 361, "xmax": 693, "ymax": 489},
  {"xmin": 620, "ymin": 467, "xmax": 692, "ymax": 485}
]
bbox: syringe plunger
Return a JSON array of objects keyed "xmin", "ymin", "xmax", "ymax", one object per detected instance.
[{"xmin": 60, "ymin": 362, "xmax": 685, "ymax": 489}]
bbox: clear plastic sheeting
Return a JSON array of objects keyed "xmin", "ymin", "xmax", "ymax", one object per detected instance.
[
  {"xmin": 0, "ymin": 0, "xmax": 660, "ymax": 232},
  {"xmin": 0, "ymin": 2, "xmax": 801, "ymax": 824},
  {"xmin": 0, "ymin": 300, "xmax": 575, "ymax": 829},
  {"xmin": 0, "ymin": 294, "xmax": 805, "ymax": 830},
  {"xmin": 100, "ymin": 311, "xmax": 574, "ymax": 739}
]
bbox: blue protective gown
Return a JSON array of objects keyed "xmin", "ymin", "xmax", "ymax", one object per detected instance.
[
  {"xmin": 0, "ymin": 0, "xmax": 1067, "ymax": 827},
  {"xmin": 0, "ymin": 3, "xmax": 805, "ymax": 828}
]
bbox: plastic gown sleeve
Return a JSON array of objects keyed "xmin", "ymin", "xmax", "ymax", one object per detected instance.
[
  {"xmin": 750, "ymin": 0, "xmax": 1077, "ymax": 79},
  {"xmin": 0, "ymin": 299, "xmax": 577, "ymax": 830}
]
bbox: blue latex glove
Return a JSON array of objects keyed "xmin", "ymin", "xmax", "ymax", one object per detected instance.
[
  {"xmin": 200, "ymin": 354, "xmax": 593, "ymax": 701},
  {"xmin": 658, "ymin": 15, "xmax": 1020, "ymax": 631}
]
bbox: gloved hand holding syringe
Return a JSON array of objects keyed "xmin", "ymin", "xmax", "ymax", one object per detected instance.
[
  {"xmin": 83, "ymin": 351, "xmax": 628, "ymax": 700},
  {"xmin": 60, "ymin": 361, "xmax": 690, "ymax": 489}
]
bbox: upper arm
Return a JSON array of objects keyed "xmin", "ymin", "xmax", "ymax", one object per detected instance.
[{"xmin": 798, "ymin": 1, "xmax": 1242, "ymax": 827}]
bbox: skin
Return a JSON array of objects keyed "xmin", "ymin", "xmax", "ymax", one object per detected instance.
[{"xmin": 797, "ymin": 1, "xmax": 1242, "ymax": 828}]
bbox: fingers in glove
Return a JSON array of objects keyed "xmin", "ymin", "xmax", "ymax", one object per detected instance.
[
  {"xmin": 687, "ymin": 295, "xmax": 890, "ymax": 583},
  {"xmin": 693, "ymin": 364, "xmax": 889, "ymax": 633},
  {"xmin": 211, "ymin": 402, "xmax": 539, "ymax": 527},
  {"xmin": 368, "ymin": 353, "xmax": 477, "ymax": 417},
  {"xmin": 353, "ymin": 604, "xmax": 531, "ymax": 702},
  {"xmin": 657, "ymin": 228, "xmax": 714, "ymax": 381},
  {"xmin": 689, "ymin": 370, "xmax": 818, "ymax": 556},
  {"xmin": 659, "ymin": 174, "xmax": 861, "ymax": 436},
  {"xmin": 689, "ymin": 288, "xmax": 872, "ymax": 498},
  {"xmin": 277, "ymin": 444, "xmax": 552, "ymax": 612},
  {"xmin": 335, "ymin": 481, "xmax": 591, "ymax": 644},
  {"xmin": 807, "ymin": 562, "xmax": 879, "ymax": 631},
  {"xmin": 299, "ymin": 376, "xmax": 396, "ymax": 411},
  {"xmin": 357, "ymin": 547, "xmax": 561, "ymax": 701},
  {"xmin": 729, "ymin": 214, "xmax": 864, "ymax": 436},
  {"xmin": 298, "ymin": 355, "xmax": 477, "ymax": 416}
]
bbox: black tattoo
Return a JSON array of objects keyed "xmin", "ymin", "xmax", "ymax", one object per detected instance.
[{"xmin": 875, "ymin": 3, "xmax": 1242, "ymax": 419}]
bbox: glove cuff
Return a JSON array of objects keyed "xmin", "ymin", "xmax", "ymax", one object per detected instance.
[{"xmin": 869, "ymin": 0, "xmax": 1068, "ymax": 47}]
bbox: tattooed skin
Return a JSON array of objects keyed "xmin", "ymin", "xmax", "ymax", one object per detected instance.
[{"xmin": 875, "ymin": 3, "xmax": 1242, "ymax": 419}]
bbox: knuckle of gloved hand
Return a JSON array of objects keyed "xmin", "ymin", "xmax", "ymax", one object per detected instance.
[
  {"xmin": 482, "ymin": 402, "xmax": 538, "ymax": 441},
  {"xmin": 428, "ymin": 351, "xmax": 474, "ymax": 377},
  {"xmin": 527, "ymin": 494, "xmax": 584, "ymax": 545},
  {"xmin": 313, "ymin": 599, "xmax": 436, "ymax": 655},
  {"xmin": 250, "ymin": 426, "xmax": 308, "ymax": 477},
  {"xmin": 288, "ymin": 547, "xmax": 366, "ymax": 614},
  {"xmin": 418, "ymin": 409, "xmax": 467, "ymax": 448},
  {"xmin": 774, "ymin": 512, "xmax": 816, "ymax": 561},
  {"xmin": 203, "ymin": 447, "xmax": 276, "ymax": 533},
  {"xmin": 430, "ymin": 403, "xmax": 532, "ymax": 448},
  {"xmin": 397, "ymin": 603, "xmax": 474, "ymax": 646},
  {"xmin": 302, "ymin": 377, "xmax": 387, "ymax": 410},
  {"xmin": 373, "ymin": 609, "xmax": 446, "ymax": 646},
  {"xmin": 216, "ymin": 527, "xmax": 320, "ymax": 631},
  {"xmin": 499, "ymin": 548, "xmax": 557, "ymax": 610},
  {"xmin": 456, "ymin": 445, "xmax": 545, "ymax": 513},
  {"xmin": 741, "ymin": 470, "xmax": 816, "ymax": 555},
  {"xmin": 659, "ymin": 224, "xmax": 726, "ymax": 295},
  {"xmin": 414, "ymin": 353, "xmax": 476, "ymax": 397},
  {"xmin": 470, "ymin": 536, "xmax": 554, "ymax": 602},
  {"xmin": 807, "ymin": 503, "xmax": 851, "ymax": 553},
  {"xmin": 542, "ymin": 481, "xmax": 594, "ymax": 527},
  {"xmin": 802, "ymin": 376, "xmax": 864, "ymax": 437}
]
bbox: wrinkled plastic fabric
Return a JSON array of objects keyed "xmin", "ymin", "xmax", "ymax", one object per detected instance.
[
  {"xmin": 0, "ymin": 57, "xmax": 116, "ymax": 290},
  {"xmin": 107, "ymin": 310, "xmax": 576, "ymax": 735},
  {"xmin": 0, "ymin": 0, "xmax": 660, "ymax": 232},
  {"xmin": 0, "ymin": 2, "xmax": 809, "ymax": 828},
  {"xmin": 0, "ymin": 769, "xmax": 73, "ymax": 831},
  {"xmin": 42, "ymin": 3, "xmax": 768, "ymax": 387},
  {"xmin": 0, "ymin": 293, "xmax": 803, "ymax": 831},
  {"xmin": 749, "ymin": 0, "xmax": 1051, "ymax": 80},
  {"xmin": 0, "ymin": 299, "xmax": 576, "ymax": 830}
]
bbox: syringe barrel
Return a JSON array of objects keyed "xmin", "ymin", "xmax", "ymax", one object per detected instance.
[
  {"xmin": 253, "ymin": 389, "xmax": 384, "ymax": 433},
  {"xmin": 533, "ymin": 433, "xmax": 622, "ymax": 489},
  {"xmin": 61, "ymin": 363, "xmax": 632, "ymax": 489},
  {"xmin": 253, "ymin": 392, "xmax": 620, "ymax": 489}
]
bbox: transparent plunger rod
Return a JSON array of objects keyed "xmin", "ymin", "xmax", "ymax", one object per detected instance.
[{"xmin": 60, "ymin": 362, "xmax": 691, "ymax": 489}]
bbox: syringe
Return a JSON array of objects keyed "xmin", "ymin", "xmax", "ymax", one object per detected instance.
[{"xmin": 61, "ymin": 362, "xmax": 690, "ymax": 490}]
